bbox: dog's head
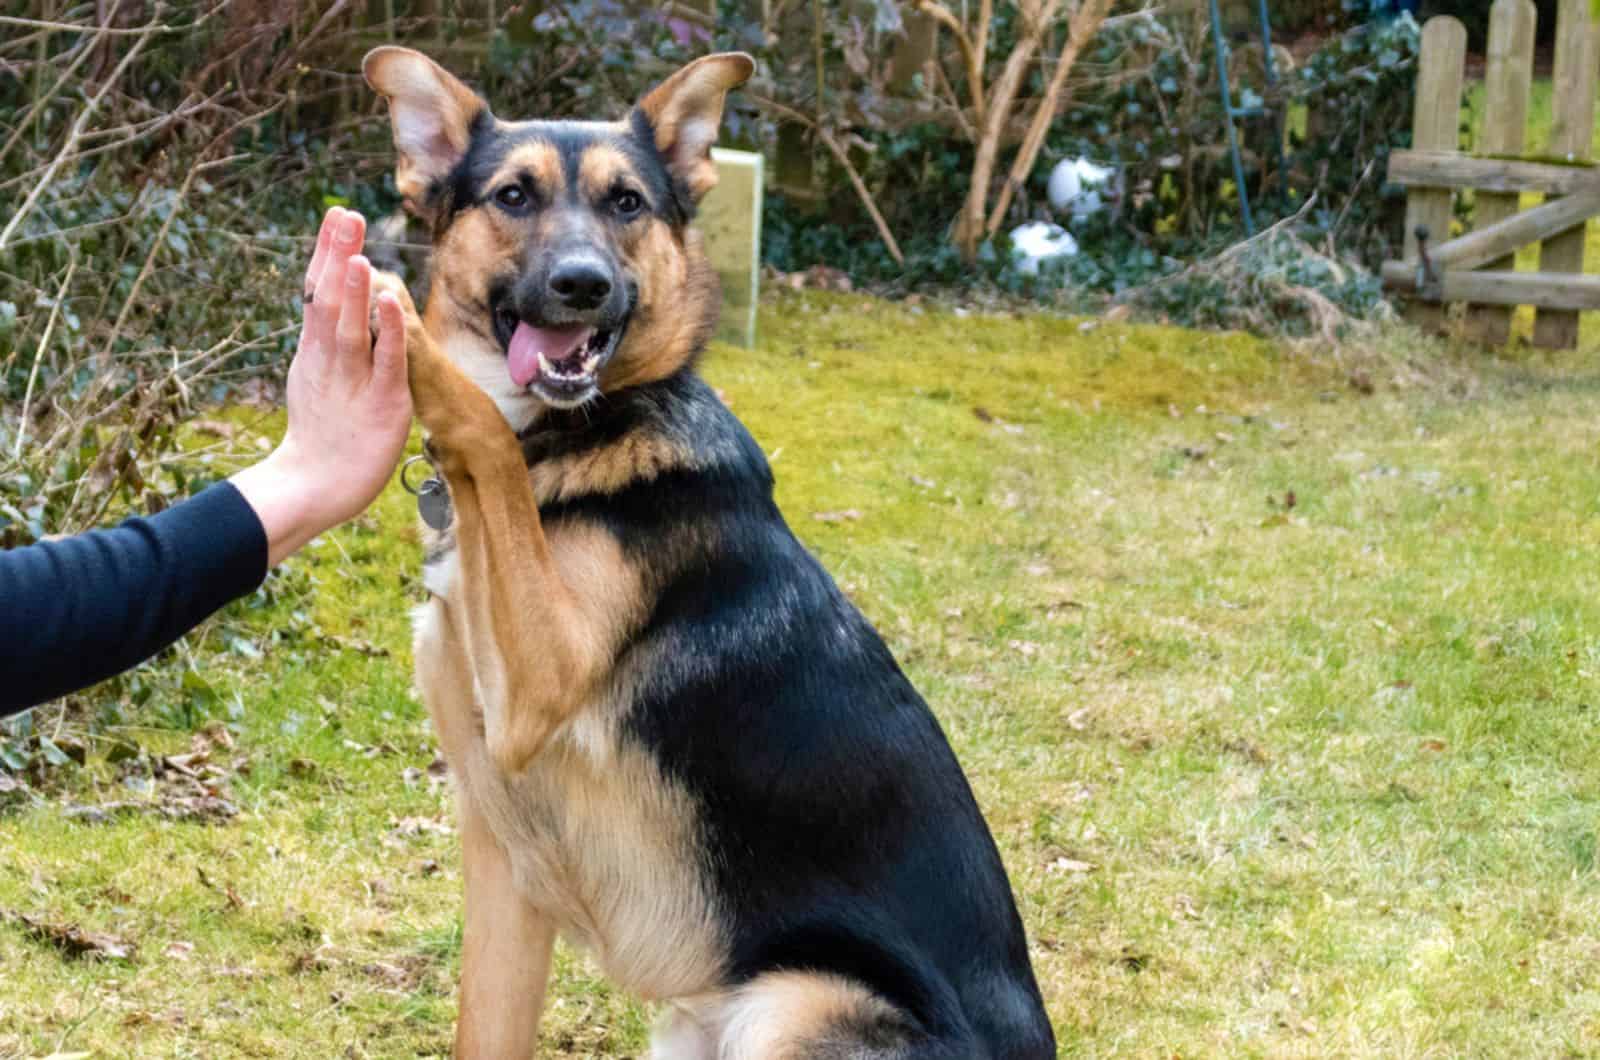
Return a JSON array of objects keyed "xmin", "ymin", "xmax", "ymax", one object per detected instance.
[{"xmin": 364, "ymin": 47, "xmax": 753, "ymax": 428}]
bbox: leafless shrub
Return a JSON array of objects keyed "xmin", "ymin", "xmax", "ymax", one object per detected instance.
[{"xmin": 0, "ymin": 1, "xmax": 395, "ymax": 544}]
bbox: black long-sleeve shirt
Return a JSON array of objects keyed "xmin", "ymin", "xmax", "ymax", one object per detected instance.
[{"xmin": 0, "ymin": 483, "xmax": 268, "ymax": 715}]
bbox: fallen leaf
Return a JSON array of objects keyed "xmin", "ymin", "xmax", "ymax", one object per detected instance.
[
  {"xmin": 1047, "ymin": 857, "xmax": 1095, "ymax": 874},
  {"xmin": 163, "ymin": 940, "xmax": 195, "ymax": 961},
  {"xmin": 62, "ymin": 795, "xmax": 238, "ymax": 825},
  {"xmin": 394, "ymin": 816, "xmax": 453, "ymax": 837},
  {"xmin": 162, "ymin": 750, "xmax": 209, "ymax": 777},
  {"xmin": 11, "ymin": 912, "xmax": 134, "ymax": 961},
  {"xmin": 1224, "ymin": 738, "xmax": 1269, "ymax": 765},
  {"xmin": 196, "ymin": 866, "xmax": 245, "ymax": 910},
  {"xmin": 812, "ymin": 509, "xmax": 862, "ymax": 523},
  {"xmin": 317, "ymin": 632, "xmax": 389, "ymax": 658},
  {"xmin": 1420, "ymin": 738, "xmax": 1447, "ymax": 753},
  {"xmin": 362, "ymin": 956, "xmax": 428, "ymax": 991},
  {"xmin": 290, "ymin": 944, "xmax": 339, "ymax": 974},
  {"xmin": 196, "ymin": 722, "xmax": 235, "ymax": 753},
  {"xmin": 190, "ymin": 419, "xmax": 238, "ymax": 440}
]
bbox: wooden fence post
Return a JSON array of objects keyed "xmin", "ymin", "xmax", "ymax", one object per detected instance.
[
  {"xmin": 1402, "ymin": 16, "xmax": 1466, "ymax": 335},
  {"xmin": 1465, "ymin": 0, "xmax": 1536, "ymax": 346},
  {"xmin": 1532, "ymin": 0, "xmax": 1599, "ymax": 349}
]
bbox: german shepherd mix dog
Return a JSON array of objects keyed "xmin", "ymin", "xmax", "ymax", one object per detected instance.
[{"xmin": 362, "ymin": 45, "xmax": 1055, "ymax": 1059}]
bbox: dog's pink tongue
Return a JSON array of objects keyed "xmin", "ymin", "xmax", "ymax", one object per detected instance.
[{"xmin": 507, "ymin": 322, "xmax": 591, "ymax": 387}]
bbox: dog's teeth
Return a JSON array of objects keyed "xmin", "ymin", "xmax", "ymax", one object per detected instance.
[
  {"xmin": 582, "ymin": 353, "xmax": 600, "ymax": 373},
  {"xmin": 537, "ymin": 351, "xmax": 553, "ymax": 374}
]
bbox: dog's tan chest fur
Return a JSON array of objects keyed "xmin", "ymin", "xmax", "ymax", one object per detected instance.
[{"xmin": 414, "ymin": 519, "xmax": 727, "ymax": 1001}]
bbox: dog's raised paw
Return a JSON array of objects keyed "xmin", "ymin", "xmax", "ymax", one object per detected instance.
[{"xmin": 369, "ymin": 268, "xmax": 421, "ymax": 341}]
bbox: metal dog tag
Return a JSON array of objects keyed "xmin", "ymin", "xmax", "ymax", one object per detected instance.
[{"xmin": 416, "ymin": 478, "xmax": 452, "ymax": 530}]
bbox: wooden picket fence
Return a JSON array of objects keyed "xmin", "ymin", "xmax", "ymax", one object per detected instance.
[{"xmin": 1383, "ymin": 0, "xmax": 1600, "ymax": 348}]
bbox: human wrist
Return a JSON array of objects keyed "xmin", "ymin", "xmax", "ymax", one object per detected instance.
[{"xmin": 228, "ymin": 443, "xmax": 331, "ymax": 568}]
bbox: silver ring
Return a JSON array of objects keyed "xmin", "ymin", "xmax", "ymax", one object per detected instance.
[{"xmin": 399, "ymin": 454, "xmax": 433, "ymax": 495}]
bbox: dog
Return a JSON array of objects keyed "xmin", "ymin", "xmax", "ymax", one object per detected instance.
[{"xmin": 362, "ymin": 45, "xmax": 1056, "ymax": 1058}]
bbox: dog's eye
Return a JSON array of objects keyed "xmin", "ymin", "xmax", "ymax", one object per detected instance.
[
  {"xmin": 613, "ymin": 189, "xmax": 644, "ymax": 217},
  {"xmin": 495, "ymin": 185, "xmax": 528, "ymax": 210}
]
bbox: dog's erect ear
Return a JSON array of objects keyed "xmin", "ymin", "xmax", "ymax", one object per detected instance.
[
  {"xmin": 363, "ymin": 46, "xmax": 487, "ymax": 216},
  {"xmin": 635, "ymin": 53, "xmax": 755, "ymax": 204}
]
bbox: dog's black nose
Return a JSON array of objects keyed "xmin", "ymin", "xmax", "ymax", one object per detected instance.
[{"xmin": 549, "ymin": 260, "xmax": 612, "ymax": 310}]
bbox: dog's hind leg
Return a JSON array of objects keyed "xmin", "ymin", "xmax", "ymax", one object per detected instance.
[{"xmin": 656, "ymin": 971, "xmax": 960, "ymax": 1060}]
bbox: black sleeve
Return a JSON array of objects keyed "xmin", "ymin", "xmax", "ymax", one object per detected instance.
[{"xmin": 0, "ymin": 482, "xmax": 269, "ymax": 715}]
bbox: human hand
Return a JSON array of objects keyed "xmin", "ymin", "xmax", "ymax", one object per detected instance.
[{"xmin": 230, "ymin": 207, "xmax": 414, "ymax": 567}]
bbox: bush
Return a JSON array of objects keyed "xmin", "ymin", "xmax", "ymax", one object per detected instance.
[{"xmin": 762, "ymin": 4, "xmax": 1418, "ymax": 335}]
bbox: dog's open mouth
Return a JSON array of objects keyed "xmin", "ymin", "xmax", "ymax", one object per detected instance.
[{"xmin": 494, "ymin": 309, "xmax": 621, "ymax": 408}]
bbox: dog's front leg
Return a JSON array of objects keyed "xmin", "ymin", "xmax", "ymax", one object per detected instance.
[
  {"xmin": 381, "ymin": 273, "xmax": 603, "ymax": 772},
  {"xmin": 456, "ymin": 796, "xmax": 555, "ymax": 1059}
]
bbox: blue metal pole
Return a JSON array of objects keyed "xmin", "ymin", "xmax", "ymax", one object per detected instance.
[
  {"xmin": 1255, "ymin": 0, "xmax": 1285, "ymax": 210},
  {"xmin": 1210, "ymin": 0, "xmax": 1256, "ymax": 234}
]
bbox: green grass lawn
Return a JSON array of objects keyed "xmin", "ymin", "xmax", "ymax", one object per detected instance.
[{"xmin": 6, "ymin": 296, "xmax": 1600, "ymax": 1056}]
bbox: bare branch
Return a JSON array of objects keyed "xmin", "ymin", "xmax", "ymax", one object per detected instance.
[
  {"xmin": 912, "ymin": 0, "xmax": 986, "ymax": 121},
  {"xmin": 754, "ymin": 96, "xmax": 906, "ymax": 266},
  {"xmin": 984, "ymin": 0, "xmax": 1114, "ymax": 237},
  {"xmin": 0, "ymin": 18, "xmax": 157, "ymax": 252},
  {"xmin": 14, "ymin": 260, "xmax": 77, "ymax": 461}
]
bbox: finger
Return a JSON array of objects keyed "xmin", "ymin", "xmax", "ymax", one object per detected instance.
[
  {"xmin": 336, "ymin": 254, "xmax": 374, "ymax": 377},
  {"xmin": 373, "ymin": 292, "xmax": 411, "ymax": 392},
  {"xmin": 302, "ymin": 207, "xmax": 343, "ymax": 302},
  {"xmin": 313, "ymin": 210, "xmax": 366, "ymax": 331}
]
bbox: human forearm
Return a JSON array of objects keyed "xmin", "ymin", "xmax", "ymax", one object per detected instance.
[{"xmin": 0, "ymin": 483, "xmax": 267, "ymax": 714}]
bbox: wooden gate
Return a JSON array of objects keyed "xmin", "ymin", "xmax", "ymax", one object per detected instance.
[{"xmin": 1382, "ymin": 0, "xmax": 1600, "ymax": 348}]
